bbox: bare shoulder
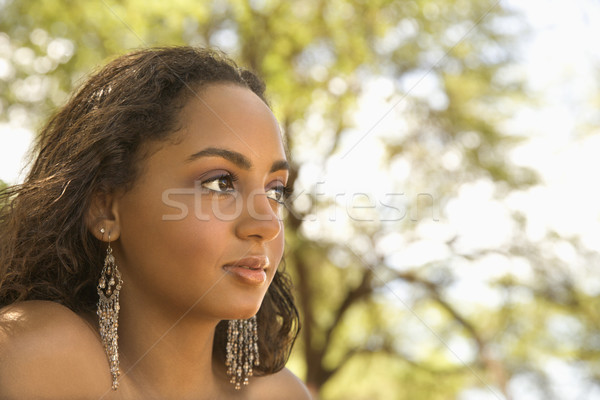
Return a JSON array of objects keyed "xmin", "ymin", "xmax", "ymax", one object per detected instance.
[
  {"xmin": 249, "ymin": 368, "xmax": 312, "ymax": 400},
  {"xmin": 0, "ymin": 300, "xmax": 111, "ymax": 398}
]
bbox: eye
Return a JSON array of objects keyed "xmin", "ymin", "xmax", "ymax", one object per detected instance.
[
  {"xmin": 266, "ymin": 184, "xmax": 292, "ymax": 204},
  {"xmin": 201, "ymin": 173, "xmax": 237, "ymax": 193}
]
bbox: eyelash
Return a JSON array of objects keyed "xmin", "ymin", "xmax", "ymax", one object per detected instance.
[
  {"xmin": 200, "ymin": 172, "xmax": 293, "ymax": 204},
  {"xmin": 200, "ymin": 172, "xmax": 239, "ymax": 194},
  {"xmin": 270, "ymin": 184, "xmax": 293, "ymax": 204}
]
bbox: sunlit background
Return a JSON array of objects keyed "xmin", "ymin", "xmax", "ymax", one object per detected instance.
[{"xmin": 1, "ymin": 0, "xmax": 599, "ymax": 399}]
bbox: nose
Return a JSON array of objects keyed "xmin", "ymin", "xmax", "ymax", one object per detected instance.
[{"xmin": 235, "ymin": 191, "xmax": 282, "ymax": 242}]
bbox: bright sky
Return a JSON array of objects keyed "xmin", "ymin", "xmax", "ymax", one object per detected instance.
[
  {"xmin": 0, "ymin": 123, "xmax": 32, "ymax": 184},
  {"xmin": 301, "ymin": 2, "xmax": 600, "ymax": 399},
  {"xmin": 504, "ymin": 0, "xmax": 600, "ymax": 248},
  {"xmin": 303, "ymin": 0, "xmax": 600, "ymax": 257}
]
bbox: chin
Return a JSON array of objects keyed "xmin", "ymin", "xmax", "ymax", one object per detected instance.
[
  {"xmin": 227, "ymin": 303, "xmax": 262, "ymax": 320},
  {"xmin": 216, "ymin": 293, "xmax": 264, "ymax": 320}
]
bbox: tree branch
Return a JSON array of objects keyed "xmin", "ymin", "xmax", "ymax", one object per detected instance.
[{"xmin": 322, "ymin": 268, "xmax": 374, "ymax": 354}]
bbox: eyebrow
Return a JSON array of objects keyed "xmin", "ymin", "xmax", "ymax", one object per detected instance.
[
  {"xmin": 187, "ymin": 147, "xmax": 289, "ymax": 173},
  {"xmin": 269, "ymin": 159, "xmax": 290, "ymax": 173}
]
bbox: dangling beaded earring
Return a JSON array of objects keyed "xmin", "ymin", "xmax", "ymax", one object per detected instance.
[
  {"xmin": 97, "ymin": 228, "xmax": 123, "ymax": 390},
  {"xmin": 226, "ymin": 316, "xmax": 260, "ymax": 389}
]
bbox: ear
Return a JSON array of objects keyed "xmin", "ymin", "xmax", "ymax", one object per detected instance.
[{"xmin": 86, "ymin": 190, "xmax": 121, "ymax": 242}]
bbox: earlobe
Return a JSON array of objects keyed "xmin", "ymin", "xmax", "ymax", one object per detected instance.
[{"xmin": 86, "ymin": 191, "xmax": 122, "ymax": 242}]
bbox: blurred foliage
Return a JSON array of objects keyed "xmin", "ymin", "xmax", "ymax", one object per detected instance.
[{"xmin": 1, "ymin": 0, "xmax": 599, "ymax": 399}]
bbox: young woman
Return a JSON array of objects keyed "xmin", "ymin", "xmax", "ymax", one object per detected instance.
[{"xmin": 0, "ymin": 47, "xmax": 311, "ymax": 399}]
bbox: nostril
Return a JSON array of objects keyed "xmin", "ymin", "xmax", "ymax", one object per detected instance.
[
  {"xmin": 236, "ymin": 212, "xmax": 281, "ymax": 243},
  {"xmin": 234, "ymin": 190, "xmax": 283, "ymax": 242}
]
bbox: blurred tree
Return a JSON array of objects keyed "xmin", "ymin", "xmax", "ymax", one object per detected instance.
[{"xmin": 1, "ymin": 1, "xmax": 598, "ymax": 399}]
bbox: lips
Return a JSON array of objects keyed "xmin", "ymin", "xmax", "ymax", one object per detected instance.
[{"xmin": 222, "ymin": 255, "xmax": 270, "ymax": 285}]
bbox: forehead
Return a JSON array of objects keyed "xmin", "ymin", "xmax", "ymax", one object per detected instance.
[{"xmin": 174, "ymin": 83, "xmax": 286, "ymax": 161}]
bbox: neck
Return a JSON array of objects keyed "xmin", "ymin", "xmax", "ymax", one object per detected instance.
[{"xmin": 115, "ymin": 288, "xmax": 225, "ymax": 398}]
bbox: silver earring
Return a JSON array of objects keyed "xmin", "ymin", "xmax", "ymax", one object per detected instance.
[
  {"xmin": 97, "ymin": 228, "xmax": 123, "ymax": 390},
  {"xmin": 226, "ymin": 315, "xmax": 259, "ymax": 389}
]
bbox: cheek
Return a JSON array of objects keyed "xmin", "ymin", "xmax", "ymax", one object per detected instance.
[
  {"xmin": 119, "ymin": 191, "xmax": 230, "ymax": 277},
  {"xmin": 270, "ymin": 223, "xmax": 285, "ymax": 268},
  {"xmin": 155, "ymin": 192, "xmax": 230, "ymax": 259},
  {"xmin": 162, "ymin": 217, "xmax": 231, "ymax": 269}
]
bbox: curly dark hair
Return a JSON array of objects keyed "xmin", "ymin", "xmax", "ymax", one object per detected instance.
[{"xmin": 0, "ymin": 46, "xmax": 299, "ymax": 375}]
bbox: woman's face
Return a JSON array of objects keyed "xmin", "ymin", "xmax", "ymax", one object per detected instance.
[{"xmin": 113, "ymin": 83, "xmax": 288, "ymax": 320}]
